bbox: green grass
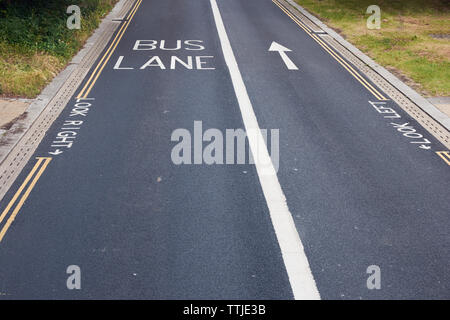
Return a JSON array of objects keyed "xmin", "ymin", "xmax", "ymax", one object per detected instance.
[
  {"xmin": 295, "ymin": 0, "xmax": 450, "ymax": 96},
  {"xmin": 0, "ymin": 0, "xmax": 117, "ymax": 97}
]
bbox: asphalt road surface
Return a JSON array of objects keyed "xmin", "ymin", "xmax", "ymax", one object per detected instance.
[{"xmin": 0, "ymin": 0, "xmax": 449, "ymax": 299}]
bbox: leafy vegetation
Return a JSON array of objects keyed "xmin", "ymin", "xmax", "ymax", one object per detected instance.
[
  {"xmin": 295, "ymin": 0, "xmax": 450, "ymax": 96},
  {"xmin": 0, "ymin": 0, "xmax": 117, "ymax": 97}
]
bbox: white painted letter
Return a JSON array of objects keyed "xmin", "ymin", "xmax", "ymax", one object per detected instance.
[
  {"xmin": 185, "ymin": 40, "xmax": 205, "ymax": 51},
  {"xmin": 196, "ymin": 56, "xmax": 215, "ymax": 70},
  {"xmin": 114, "ymin": 56, "xmax": 134, "ymax": 69},
  {"xmin": 170, "ymin": 56, "xmax": 193, "ymax": 69},
  {"xmin": 133, "ymin": 40, "xmax": 158, "ymax": 50},
  {"xmin": 160, "ymin": 40, "xmax": 181, "ymax": 50},
  {"xmin": 140, "ymin": 56, "xmax": 166, "ymax": 69}
]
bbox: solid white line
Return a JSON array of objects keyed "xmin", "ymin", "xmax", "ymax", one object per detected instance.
[{"xmin": 210, "ymin": 0, "xmax": 320, "ymax": 300}]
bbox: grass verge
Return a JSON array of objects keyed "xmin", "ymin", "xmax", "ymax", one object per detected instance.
[
  {"xmin": 295, "ymin": 0, "xmax": 450, "ymax": 96},
  {"xmin": 0, "ymin": 0, "xmax": 118, "ymax": 98}
]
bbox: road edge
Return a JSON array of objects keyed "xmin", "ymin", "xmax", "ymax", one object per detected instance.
[
  {"xmin": 285, "ymin": 0, "xmax": 450, "ymax": 132},
  {"xmin": 0, "ymin": 0, "xmax": 135, "ymax": 166}
]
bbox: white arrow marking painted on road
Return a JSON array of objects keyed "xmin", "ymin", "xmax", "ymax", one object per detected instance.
[
  {"xmin": 211, "ymin": 0, "xmax": 319, "ymax": 300},
  {"xmin": 269, "ymin": 41, "xmax": 299, "ymax": 70},
  {"xmin": 48, "ymin": 149, "xmax": 63, "ymax": 155}
]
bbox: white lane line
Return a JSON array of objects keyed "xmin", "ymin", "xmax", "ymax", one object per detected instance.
[{"xmin": 210, "ymin": 0, "xmax": 320, "ymax": 300}]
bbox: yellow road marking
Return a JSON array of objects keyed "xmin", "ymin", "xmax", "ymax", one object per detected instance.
[
  {"xmin": 0, "ymin": 158, "xmax": 45, "ymax": 226},
  {"xmin": 272, "ymin": 0, "xmax": 388, "ymax": 101},
  {"xmin": 309, "ymin": 32, "xmax": 387, "ymax": 101},
  {"xmin": 76, "ymin": 21, "xmax": 128, "ymax": 99},
  {"xmin": 436, "ymin": 151, "xmax": 450, "ymax": 165},
  {"xmin": 0, "ymin": 157, "xmax": 52, "ymax": 242},
  {"xmin": 82, "ymin": 0, "xmax": 142, "ymax": 98},
  {"xmin": 76, "ymin": 0, "xmax": 142, "ymax": 99}
]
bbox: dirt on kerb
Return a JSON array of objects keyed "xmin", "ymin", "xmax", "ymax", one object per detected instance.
[
  {"xmin": 0, "ymin": 115, "xmax": 27, "ymax": 148},
  {"xmin": 0, "ymin": 111, "xmax": 27, "ymax": 131}
]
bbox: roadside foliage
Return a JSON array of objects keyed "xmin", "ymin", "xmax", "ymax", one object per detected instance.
[{"xmin": 0, "ymin": 0, "xmax": 117, "ymax": 97}]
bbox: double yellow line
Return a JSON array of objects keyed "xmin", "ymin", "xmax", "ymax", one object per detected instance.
[
  {"xmin": 272, "ymin": 0, "xmax": 388, "ymax": 101},
  {"xmin": 436, "ymin": 151, "xmax": 450, "ymax": 165},
  {"xmin": 0, "ymin": 157, "xmax": 52, "ymax": 242},
  {"xmin": 0, "ymin": 1, "xmax": 142, "ymax": 242},
  {"xmin": 76, "ymin": 0, "xmax": 142, "ymax": 99}
]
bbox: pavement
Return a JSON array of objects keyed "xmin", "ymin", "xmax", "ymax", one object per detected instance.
[
  {"xmin": 0, "ymin": 99, "xmax": 29, "ymax": 130},
  {"xmin": 0, "ymin": 0, "xmax": 448, "ymax": 300},
  {"xmin": 428, "ymin": 97, "xmax": 450, "ymax": 118}
]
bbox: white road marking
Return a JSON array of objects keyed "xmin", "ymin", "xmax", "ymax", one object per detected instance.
[
  {"xmin": 269, "ymin": 41, "xmax": 299, "ymax": 70},
  {"xmin": 210, "ymin": 0, "xmax": 320, "ymax": 300}
]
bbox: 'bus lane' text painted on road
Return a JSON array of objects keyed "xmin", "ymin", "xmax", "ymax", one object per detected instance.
[{"xmin": 113, "ymin": 40, "xmax": 216, "ymax": 70}]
